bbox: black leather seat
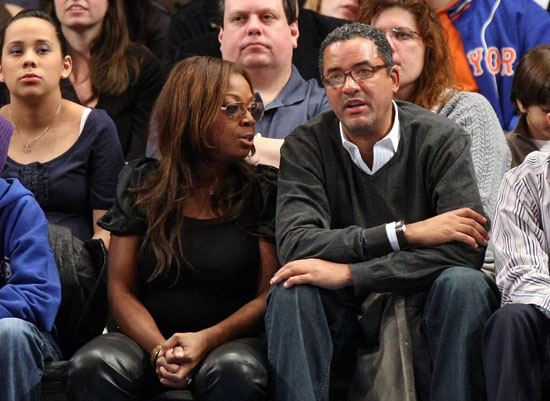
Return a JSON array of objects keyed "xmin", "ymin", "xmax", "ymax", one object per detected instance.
[{"xmin": 41, "ymin": 225, "xmax": 107, "ymax": 400}]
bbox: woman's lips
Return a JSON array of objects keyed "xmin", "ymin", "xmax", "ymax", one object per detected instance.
[
  {"xmin": 20, "ymin": 74, "xmax": 40, "ymax": 83},
  {"xmin": 239, "ymin": 134, "xmax": 255, "ymax": 147}
]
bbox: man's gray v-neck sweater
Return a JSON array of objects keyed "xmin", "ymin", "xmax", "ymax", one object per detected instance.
[{"xmin": 276, "ymin": 101, "xmax": 486, "ymax": 296}]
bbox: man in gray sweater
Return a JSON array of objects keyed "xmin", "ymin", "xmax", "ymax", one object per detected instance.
[{"xmin": 266, "ymin": 23, "xmax": 499, "ymax": 401}]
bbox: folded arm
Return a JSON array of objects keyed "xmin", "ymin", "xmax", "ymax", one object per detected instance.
[{"xmin": 276, "ymin": 125, "xmax": 486, "ymax": 295}]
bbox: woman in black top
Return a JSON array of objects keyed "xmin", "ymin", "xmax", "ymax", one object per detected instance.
[
  {"xmin": 66, "ymin": 56, "xmax": 279, "ymax": 400},
  {"xmin": 45, "ymin": 0, "xmax": 164, "ymax": 160}
]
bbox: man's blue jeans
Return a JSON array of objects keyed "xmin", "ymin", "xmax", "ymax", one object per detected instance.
[
  {"xmin": 266, "ymin": 266, "xmax": 499, "ymax": 401},
  {"xmin": 0, "ymin": 317, "xmax": 61, "ymax": 401}
]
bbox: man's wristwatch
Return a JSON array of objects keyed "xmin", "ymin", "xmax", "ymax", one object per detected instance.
[{"xmin": 395, "ymin": 220, "xmax": 410, "ymax": 250}]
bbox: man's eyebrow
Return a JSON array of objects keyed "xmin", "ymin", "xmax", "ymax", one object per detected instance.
[
  {"xmin": 228, "ymin": 8, "xmax": 249, "ymax": 15},
  {"xmin": 325, "ymin": 61, "xmax": 374, "ymax": 74},
  {"xmin": 228, "ymin": 7, "xmax": 280, "ymax": 17}
]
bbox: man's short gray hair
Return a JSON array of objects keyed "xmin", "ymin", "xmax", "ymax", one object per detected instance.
[{"xmin": 319, "ymin": 23, "xmax": 394, "ymax": 77}]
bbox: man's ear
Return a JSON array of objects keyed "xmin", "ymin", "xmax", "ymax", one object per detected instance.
[
  {"xmin": 289, "ymin": 21, "xmax": 299, "ymax": 49},
  {"xmin": 218, "ymin": 27, "xmax": 226, "ymax": 57},
  {"xmin": 390, "ymin": 65, "xmax": 400, "ymax": 94}
]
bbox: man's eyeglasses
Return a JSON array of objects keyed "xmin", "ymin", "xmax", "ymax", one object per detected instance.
[
  {"xmin": 384, "ymin": 27, "xmax": 422, "ymax": 42},
  {"xmin": 322, "ymin": 64, "xmax": 388, "ymax": 87},
  {"xmin": 220, "ymin": 99, "xmax": 264, "ymax": 122}
]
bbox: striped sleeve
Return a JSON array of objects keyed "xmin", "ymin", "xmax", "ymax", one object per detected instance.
[{"xmin": 493, "ymin": 152, "xmax": 550, "ymax": 316}]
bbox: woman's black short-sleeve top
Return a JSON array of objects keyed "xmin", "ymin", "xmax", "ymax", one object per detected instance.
[{"xmin": 99, "ymin": 158, "xmax": 277, "ymax": 337}]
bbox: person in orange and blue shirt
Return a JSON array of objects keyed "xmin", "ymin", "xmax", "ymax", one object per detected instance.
[{"xmin": 426, "ymin": 0, "xmax": 550, "ymax": 131}]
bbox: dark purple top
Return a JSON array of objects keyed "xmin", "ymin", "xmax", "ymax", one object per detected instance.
[{"xmin": 1, "ymin": 108, "xmax": 125, "ymax": 241}]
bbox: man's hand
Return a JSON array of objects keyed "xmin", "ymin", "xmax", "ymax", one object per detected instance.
[
  {"xmin": 405, "ymin": 208, "xmax": 489, "ymax": 248},
  {"xmin": 269, "ymin": 259, "xmax": 353, "ymax": 289}
]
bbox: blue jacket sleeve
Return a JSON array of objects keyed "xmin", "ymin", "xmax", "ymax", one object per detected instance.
[{"xmin": 0, "ymin": 192, "xmax": 61, "ymax": 332}]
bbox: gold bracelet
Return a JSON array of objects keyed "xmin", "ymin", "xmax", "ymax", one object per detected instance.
[{"xmin": 150, "ymin": 343, "xmax": 163, "ymax": 367}]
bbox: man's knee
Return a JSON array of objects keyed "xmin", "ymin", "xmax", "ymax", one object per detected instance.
[
  {"xmin": 267, "ymin": 283, "xmax": 322, "ymax": 312},
  {"xmin": 432, "ymin": 266, "xmax": 499, "ymax": 304},
  {"xmin": 424, "ymin": 267, "xmax": 500, "ymax": 335},
  {"xmin": 485, "ymin": 304, "xmax": 544, "ymax": 336}
]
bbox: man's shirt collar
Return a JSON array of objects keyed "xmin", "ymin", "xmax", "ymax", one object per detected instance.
[{"xmin": 340, "ymin": 101, "xmax": 400, "ymax": 175}]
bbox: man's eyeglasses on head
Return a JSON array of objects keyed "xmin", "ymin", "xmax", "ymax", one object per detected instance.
[
  {"xmin": 384, "ymin": 27, "xmax": 422, "ymax": 42},
  {"xmin": 322, "ymin": 64, "xmax": 388, "ymax": 87},
  {"xmin": 220, "ymin": 98, "xmax": 264, "ymax": 122}
]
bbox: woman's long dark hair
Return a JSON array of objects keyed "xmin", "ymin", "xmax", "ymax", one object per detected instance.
[
  {"xmin": 136, "ymin": 56, "xmax": 257, "ymax": 283},
  {"xmin": 45, "ymin": 0, "xmax": 140, "ymax": 99}
]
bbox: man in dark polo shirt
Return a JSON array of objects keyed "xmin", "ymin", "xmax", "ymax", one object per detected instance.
[{"xmin": 157, "ymin": 0, "xmax": 342, "ymax": 165}]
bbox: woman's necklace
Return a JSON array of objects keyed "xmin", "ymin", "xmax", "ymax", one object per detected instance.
[
  {"xmin": 201, "ymin": 187, "xmax": 215, "ymax": 196},
  {"xmin": 10, "ymin": 103, "xmax": 62, "ymax": 154}
]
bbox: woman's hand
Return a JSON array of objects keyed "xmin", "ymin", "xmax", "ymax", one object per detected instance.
[
  {"xmin": 155, "ymin": 332, "xmax": 211, "ymax": 388},
  {"xmin": 155, "ymin": 352, "xmax": 191, "ymax": 389}
]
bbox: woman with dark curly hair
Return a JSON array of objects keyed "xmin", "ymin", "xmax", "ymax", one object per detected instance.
[{"xmin": 66, "ymin": 56, "xmax": 278, "ymax": 401}]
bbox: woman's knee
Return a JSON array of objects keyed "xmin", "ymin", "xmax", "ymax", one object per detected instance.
[
  {"xmin": 194, "ymin": 338, "xmax": 268, "ymax": 401},
  {"xmin": 67, "ymin": 333, "xmax": 149, "ymax": 401}
]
